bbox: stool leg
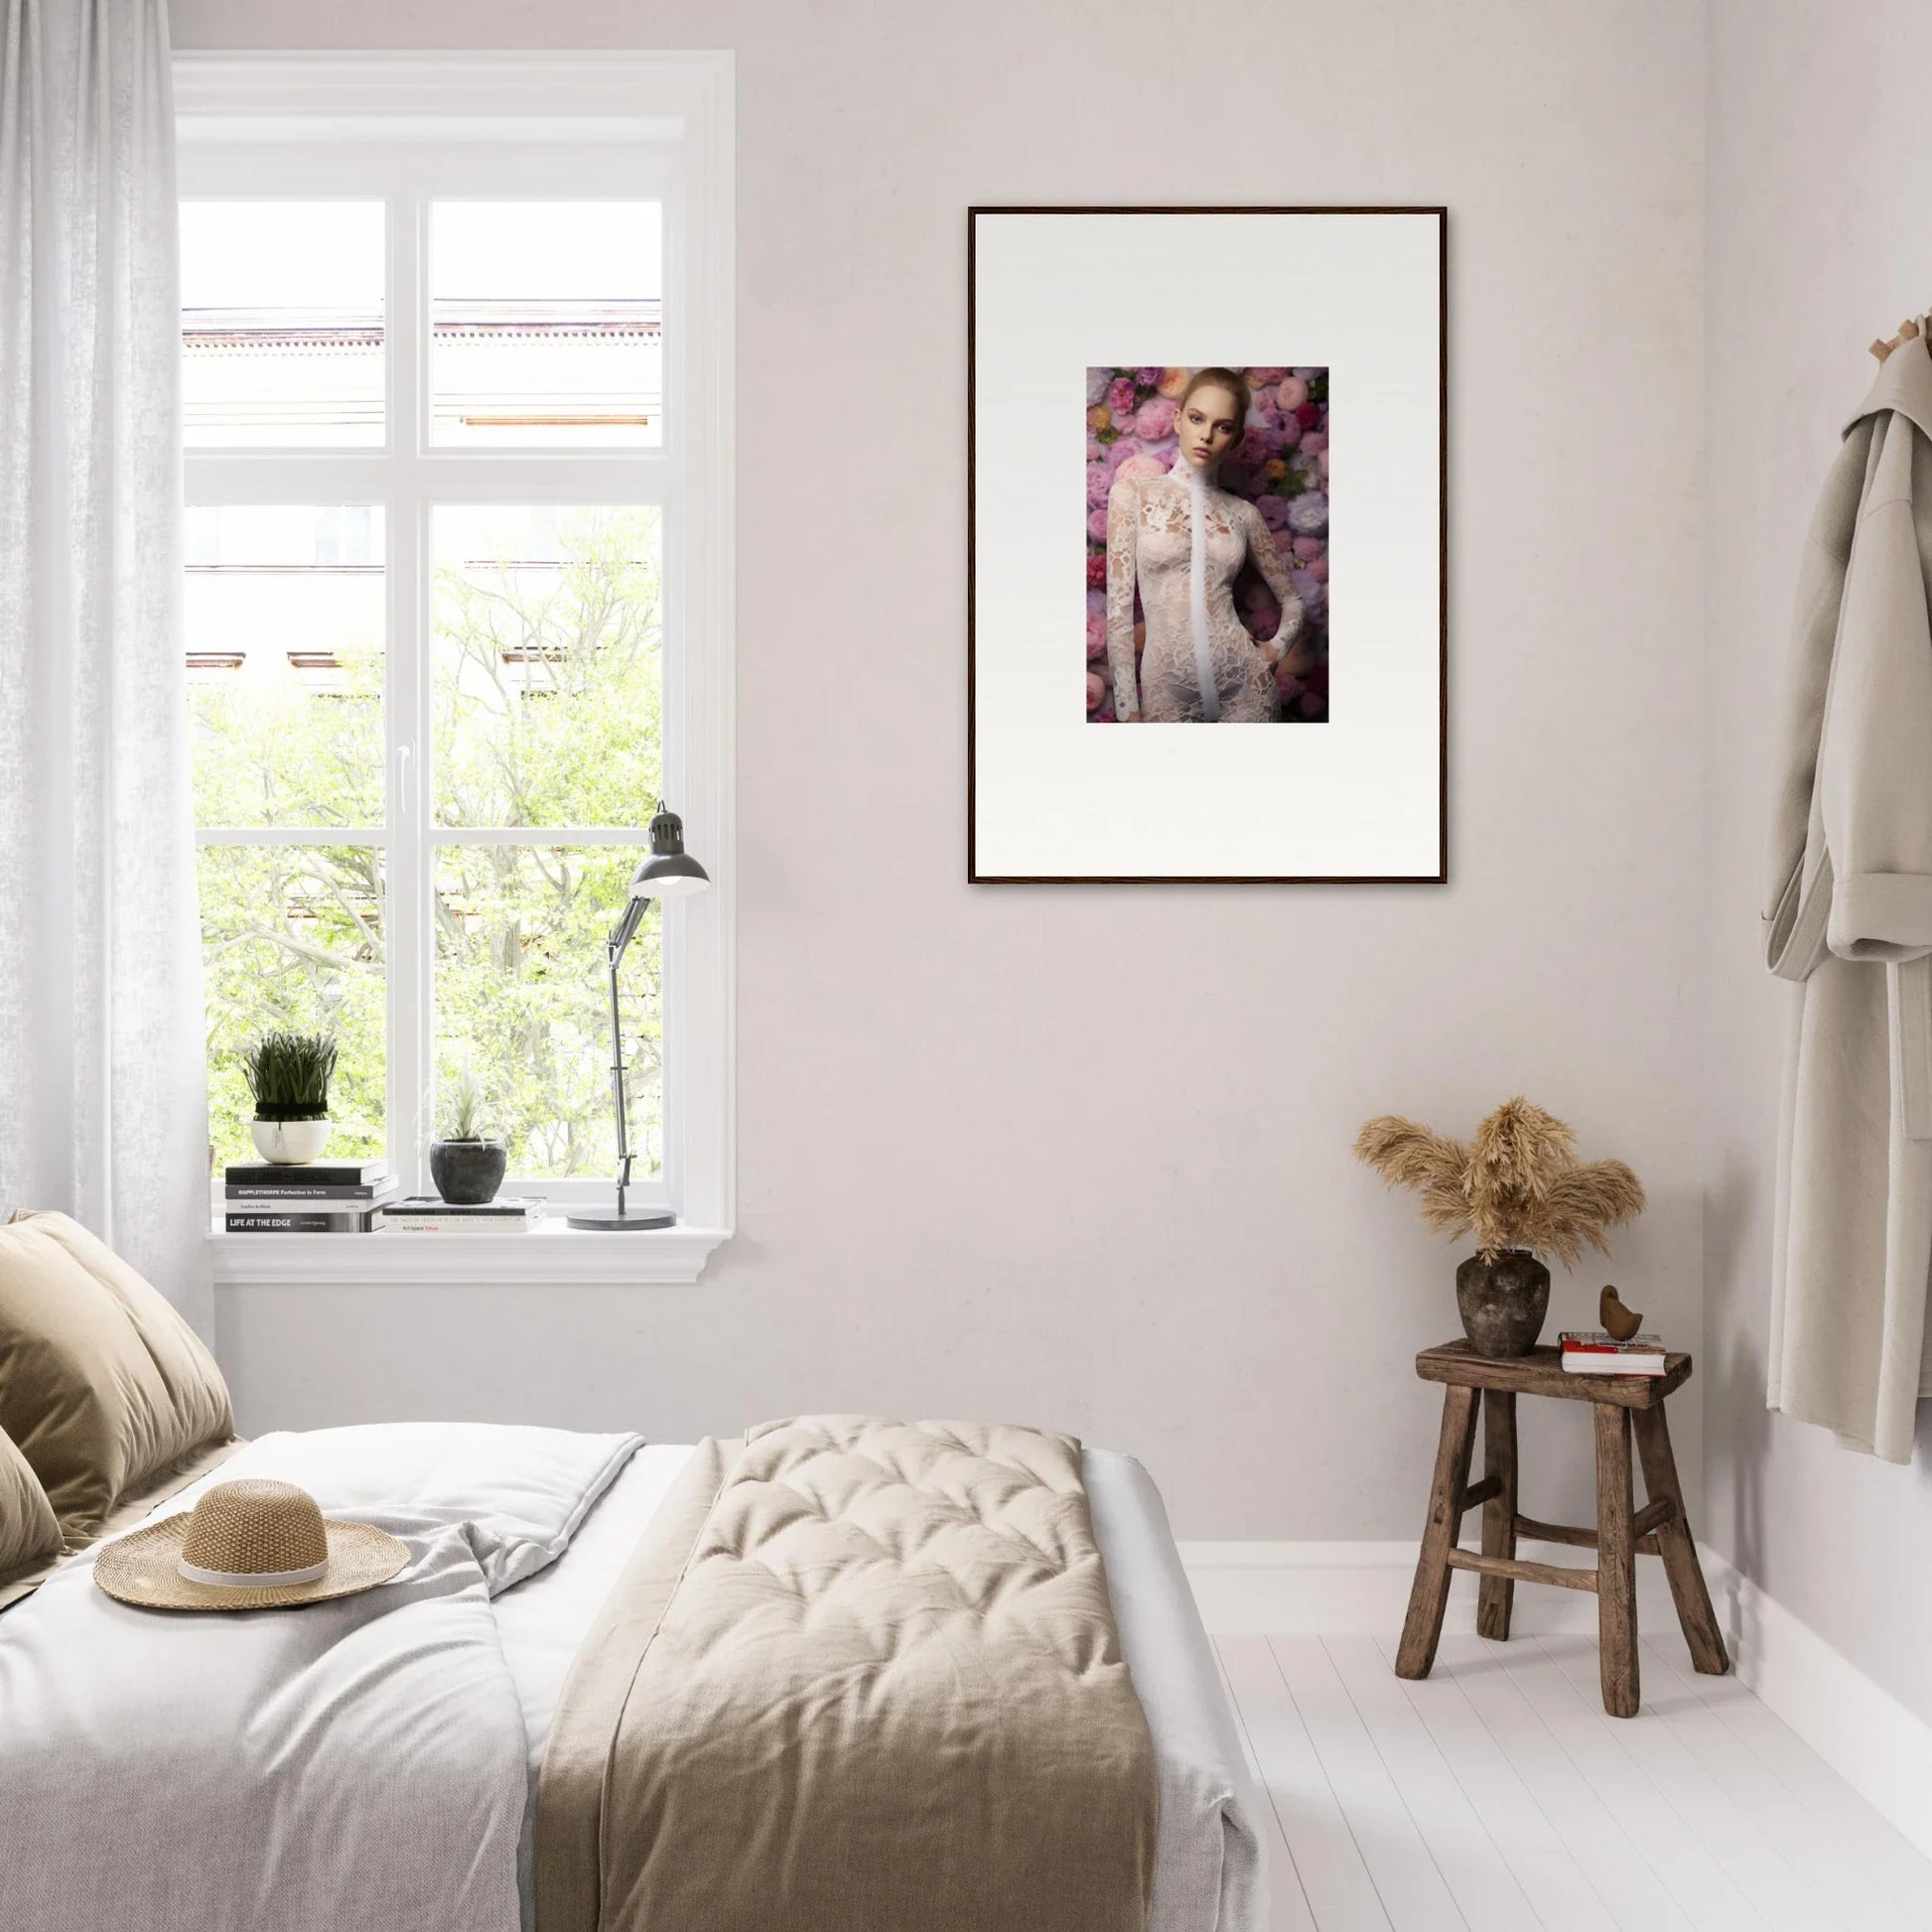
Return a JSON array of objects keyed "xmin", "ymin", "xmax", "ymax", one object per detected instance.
[
  {"xmin": 1593, "ymin": 1403, "xmax": 1640, "ymax": 1718},
  {"xmin": 1632, "ymin": 1404, "xmax": 1729, "ymax": 1676},
  {"xmin": 1396, "ymin": 1384, "xmax": 1479, "ymax": 1680},
  {"xmin": 1476, "ymin": 1390, "xmax": 1518, "ymax": 1641}
]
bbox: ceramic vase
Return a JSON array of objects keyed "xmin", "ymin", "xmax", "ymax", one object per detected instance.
[{"xmin": 1454, "ymin": 1248, "xmax": 1551, "ymax": 1357}]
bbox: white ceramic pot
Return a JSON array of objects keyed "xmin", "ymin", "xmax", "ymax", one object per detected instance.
[{"xmin": 250, "ymin": 1118, "xmax": 333, "ymax": 1165}]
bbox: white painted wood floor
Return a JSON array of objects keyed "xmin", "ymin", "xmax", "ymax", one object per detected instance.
[{"xmin": 1214, "ymin": 1628, "xmax": 1932, "ymax": 1932}]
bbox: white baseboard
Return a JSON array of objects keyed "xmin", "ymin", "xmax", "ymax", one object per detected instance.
[{"xmin": 1179, "ymin": 1539, "xmax": 1932, "ymax": 1864}]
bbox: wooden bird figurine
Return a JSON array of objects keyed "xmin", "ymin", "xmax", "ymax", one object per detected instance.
[{"xmin": 1599, "ymin": 1285, "xmax": 1643, "ymax": 1341}]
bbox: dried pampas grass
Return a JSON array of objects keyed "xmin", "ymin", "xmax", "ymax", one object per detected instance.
[{"xmin": 1352, "ymin": 1096, "xmax": 1644, "ymax": 1265}]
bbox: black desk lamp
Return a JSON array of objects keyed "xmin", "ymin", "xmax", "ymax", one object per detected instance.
[{"xmin": 567, "ymin": 802, "xmax": 708, "ymax": 1230}]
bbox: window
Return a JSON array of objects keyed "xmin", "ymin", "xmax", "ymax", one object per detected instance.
[{"xmin": 177, "ymin": 56, "xmax": 735, "ymax": 1277}]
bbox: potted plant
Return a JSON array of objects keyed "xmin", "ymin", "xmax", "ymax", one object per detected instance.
[
  {"xmin": 1352, "ymin": 1096, "xmax": 1645, "ymax": 1357},
  {"xmin": 243, "ymin": 1031, "xmax": 339, "ymax": 1166},
  {"xmin": 428, "ymin": 1071, "xmax": 507, "ymax": 1206}
]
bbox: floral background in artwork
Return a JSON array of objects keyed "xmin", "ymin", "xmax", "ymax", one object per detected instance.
[{"xmin": 1086, "ymin": 365, "xmax": 1329, "ymax": 723}]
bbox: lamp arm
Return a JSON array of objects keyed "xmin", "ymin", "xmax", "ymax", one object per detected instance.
[{"xmin": 605, "ymin": 893, "xmax": 654, "ymax": 1217}]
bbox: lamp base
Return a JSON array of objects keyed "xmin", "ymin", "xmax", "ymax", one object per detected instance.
[{"xmin": 566, "ymin": 1206, "xmax": 677, "ymax": 1231}]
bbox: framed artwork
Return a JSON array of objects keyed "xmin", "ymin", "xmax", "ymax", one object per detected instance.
[{"xmin": 967, "ymin": 206, "xmax": 1447, "ymax": 884}]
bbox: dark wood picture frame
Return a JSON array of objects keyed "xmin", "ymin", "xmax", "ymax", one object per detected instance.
[{"xmin": 966, "ymin": 205, "xmax": 1448, "ymax": 885}]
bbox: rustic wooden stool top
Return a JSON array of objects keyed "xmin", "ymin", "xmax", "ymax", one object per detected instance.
[{"xmin": 1395, "ymin": 1339, "xmax": 1728, "ymax": 1717}]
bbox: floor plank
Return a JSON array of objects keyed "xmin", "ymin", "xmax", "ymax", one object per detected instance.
[
  {"xmin": 1429, "ymin": 1634, "xmax": 1703, "ymax": 1932},
  {"xmin": 1634, "ymin": 1635, "xmax": 1932, "ymax": 1932},
  {"xmin": 1218, "ymin": 1635, "xmax": 1393, "ymax": 1932},
  {"xmin": 1536, "ymin": 1634, "xmax": 1844, "ymax": 1932},
  {"xmin": 1270, "ymin": 1635, "xmax": 1469, "ymax": 1929},
  {"xmin": 1366, "ymin": 1630, "xmax": 1622, "ymax": 1932},
  {"xmin": 1318, "ymin": 1635, "xmax": 1542, "ymax": 1932},
  {"xmin": 1492, "ymin": 1635, "xmax": 1764, "ymax": 1931},
  {"xmin": 1214, "ymin": 1641, "xmax": 1320, "ymax": 1932}
]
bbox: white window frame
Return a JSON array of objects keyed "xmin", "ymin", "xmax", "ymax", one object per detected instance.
[{"xmin": 179, "ymin": 55, "xmax": 735, "ymax": 1285}]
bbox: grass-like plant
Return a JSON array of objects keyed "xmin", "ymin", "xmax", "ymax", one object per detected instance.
[
  {"xmin": 1352, "ymin": 1095, "xmax": 1645, "ymax": 1266},
  {"xmin": 242, "ymin": 1031, "xmax": 338, "ymax": 1122},
  {"xmin": 438, "ymin": 1069, "xmax": 494, "ymax": 1144}
]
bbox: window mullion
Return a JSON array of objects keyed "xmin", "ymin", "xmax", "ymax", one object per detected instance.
[{"xmin": 385, "ymin": 178, "xmax": 429, "ymax": 1198}]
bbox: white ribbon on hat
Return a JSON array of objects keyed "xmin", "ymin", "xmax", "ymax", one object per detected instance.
[{"xmin": 178, "ymin": 1556, "xmax": 330, "ymax": 1587}]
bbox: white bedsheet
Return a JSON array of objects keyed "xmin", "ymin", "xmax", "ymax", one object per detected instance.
[{"xmin": 492, "ymin": 1445, "xmax": 1265, "ymax": 1932}]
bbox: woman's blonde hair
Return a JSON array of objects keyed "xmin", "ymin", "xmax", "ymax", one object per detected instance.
[{"xmin": 1178, "ymin": 366, "xmax": 1252, "ymax": 431}]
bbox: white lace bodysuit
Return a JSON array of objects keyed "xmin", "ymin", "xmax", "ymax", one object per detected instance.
[{"xmin": 1105, "ymin": 454, "xmax": 1306, "ymax": 722}]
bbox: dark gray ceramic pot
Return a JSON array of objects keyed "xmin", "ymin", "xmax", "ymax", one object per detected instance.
[
  {"xmin": 428, "ymin": 1138, "xmax": 507, "ymax": 1206},
  {"xmin": 1454, "ymin": 1249, "xmax": 1551, "ymax": 1357}
]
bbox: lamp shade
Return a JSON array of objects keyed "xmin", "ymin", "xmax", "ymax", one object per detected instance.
[{"xmin": 629, "ymin": 802, "xmax": 710, "ymax": 900}]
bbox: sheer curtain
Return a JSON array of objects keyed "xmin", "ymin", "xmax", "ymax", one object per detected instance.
[{"xmin": 0, "ymin": 0, "xmax": 210, "ymax": 1331}]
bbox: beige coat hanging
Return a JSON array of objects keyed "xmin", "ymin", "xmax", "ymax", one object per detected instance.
[{"xmin": 1765, "ymin": 328, "xmax": 1932, "ymax": 1461}]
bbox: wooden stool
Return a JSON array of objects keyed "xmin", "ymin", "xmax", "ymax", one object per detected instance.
[{"xmin": 1394, "ymin": 1339, "xmax": 1728, "ymax": 1717}]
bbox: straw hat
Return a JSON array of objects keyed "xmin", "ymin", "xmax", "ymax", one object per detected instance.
[{"xmin": 93, "ymin": 1478, "xmax": 409, "ymax": 1611}]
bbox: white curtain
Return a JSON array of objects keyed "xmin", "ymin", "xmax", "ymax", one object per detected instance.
[{"xmin": 0, "ymin": 0, "xmax": 210, "ymax": 1331}]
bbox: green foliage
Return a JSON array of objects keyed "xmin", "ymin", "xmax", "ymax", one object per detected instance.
[
  {"xmin": 197, "ymin": 507, "xmax": 664, "ymax": 1176},
  {"xmin": 242, "ymin": 1031, "xmax": 338, "ymax": 1120},
  {"xmin": 440, "ymin": 1067, "xmax": 491, "ymax": 1143}
]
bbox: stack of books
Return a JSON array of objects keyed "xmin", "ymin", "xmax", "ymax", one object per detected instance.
[
  {"xmin": 375, "ymin": 1196, "xmax": 547, "ymax": 1235},
  {"xmin": 223, "ymin": 1160, "xmax": 397, "ymax": 1233},
  {"xmin": 1559, "ymin": 1329, "xmax": 1668, "ymax": 1376}
]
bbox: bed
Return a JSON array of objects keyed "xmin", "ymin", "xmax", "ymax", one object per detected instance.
[{"xmin": 0, "ymin": 1420, "xmax": 1265, "ymax": 1932}]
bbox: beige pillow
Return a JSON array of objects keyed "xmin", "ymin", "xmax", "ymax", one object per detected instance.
[
  {"xmin": 0, "ymin": 1423, "xmax": 61, "ymax": 1585},
  {"xmin": 0, "ymin": 1211, "xmax": 234, "ymax": 1538}
]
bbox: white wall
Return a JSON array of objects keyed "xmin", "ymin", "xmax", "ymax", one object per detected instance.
[
  {"xmin": 1704, "ymin": 0, "xmax": 1932, "ymax": 1729},
  {"xmin": 174, "ymin": 0, "xmax": 1707, "ymax": 1540}
]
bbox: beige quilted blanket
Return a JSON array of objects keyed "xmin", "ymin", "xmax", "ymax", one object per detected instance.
[{"xmin": 535, "ymin": 1417, "xmax": 1158, "ymax": 1932}]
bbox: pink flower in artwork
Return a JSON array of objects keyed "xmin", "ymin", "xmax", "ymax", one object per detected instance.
[
  {"xmin": 1088, "ymin": 587, "xmax": 1107, "ymax": 617},
  {"xmin": 1135, "ymin": 395, "xmax": 1175, "ymax": 440},
  {"xmin": 1086, "ymin": 433, "xmax": 1104, "ymax": 462},
  {"xmin": 1288, "ymin": 491, "xmax": 1328, "ymax": 535},
  {"xmin": 1292, "ymin": 535, "xmax": 1324, "ymax": 561},
  {"xmin": 1087, "ymin": 462, "xmax": 1114, "ymax": 507},
  {"xmin": 1087, "ymin": 615, "xmax": 1107, "ymax": 659},
  {"xmin": 1087, "ymin": 554, "xmax": 1107, "ymax": 590},
  {"xmin": 1087, "ymin": 672, "xmax": 1106, "ymax": 712},
  {"xmin": 1135, "ymin": 366, "xmax": 1165, "ymax": 387},
  {"xmin": 1108, "ymin": 436, "xmax": 1143, "ymax": 469},
  {"xmin": 1156, "ymin": 367, "xmax": 1190, "ymax": 398},
  {"xmin": 1087, "ymin": 368, "xmax": 1112, "ymax": 407},
  {"xmin": 1233, "ymin": 429, "xmax": 1270, "ymax": 468},
  {"xmin": 1115, "ymin": 454, "xmax": 1166, "ymax": 482},
  {"xmin": 1294, "ymin": 401, "xmax": 1320, "ymax": 430},
  {"xmin": 1275, "ymin": 377, "xmax": 1309, "ymax": 411},
  {"xmin": 1248, "ymin": 367, "xmax": 1289, "ymax": 385},
  {"xmin": 1275, "ymin": 417, "xmax": 1302, "ymax": 452},
  {"xmin": 1087, "ymin": 506, "xmax": 1110, "ymax": 543},
  {"xmin": 1107, "ymin": 376, "xmax": 1138, "ymax": 416},
  {"xmin": 1300, "ymin": 431, "xmax": 1326, "ymax": 458},
  {"xmin": 1255, "ymin": 493, "xmax": 1290, "ymax": 532},
  {"xmin": 1110, "ymin": 409, "xmax": 1137, "ymax": 434},
  {"xmin": 1306, "ymin": 556, "xmax": 1328, "ymax": 583}
]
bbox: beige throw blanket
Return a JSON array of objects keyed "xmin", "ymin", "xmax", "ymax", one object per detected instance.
[{"xmin": 536, "ymin": 1417, "xmax": 1159, "ymax": 1932}]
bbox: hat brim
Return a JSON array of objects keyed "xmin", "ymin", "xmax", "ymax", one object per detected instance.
[{"xmin": 93, "ymin": 1514, "xmax": 410, "ymax": 1611}]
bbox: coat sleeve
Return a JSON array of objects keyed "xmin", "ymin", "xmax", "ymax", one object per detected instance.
[
  {"xmin": 1763, "ymin": 432, "xmax": 1864, "ymax": 978},
  {"xmin": 1820, "ymin": 416, "xmax": 1932, "ymax": 962}
]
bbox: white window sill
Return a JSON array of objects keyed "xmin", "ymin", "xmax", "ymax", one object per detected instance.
[{"xmin": 208, "ymin": 1219, "xmax": 731, "ymax": 1286}]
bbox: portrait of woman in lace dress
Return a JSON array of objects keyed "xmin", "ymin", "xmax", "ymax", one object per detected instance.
[{"xmin": 1085, "ymin": 364, "xmax": 1329, "ymax": 724}]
